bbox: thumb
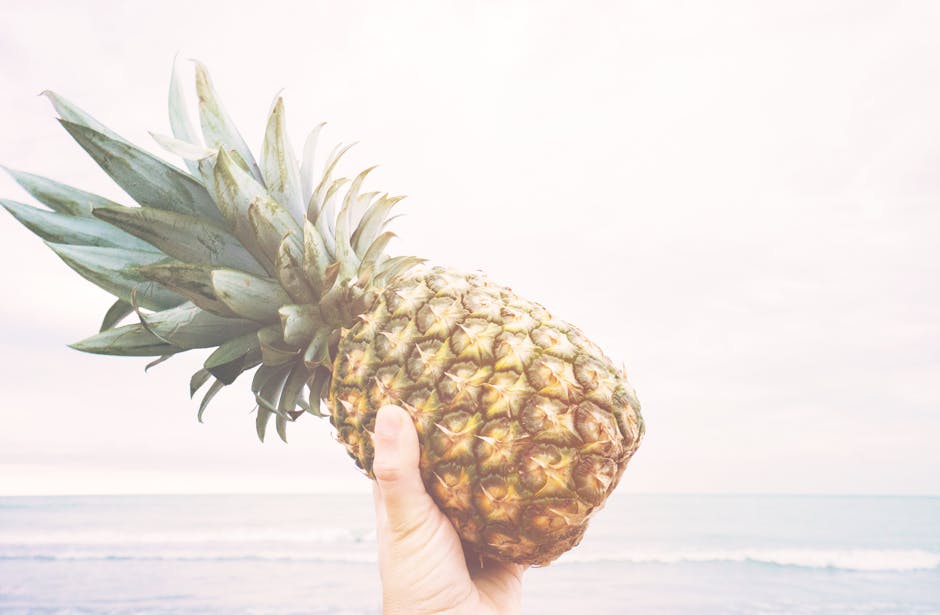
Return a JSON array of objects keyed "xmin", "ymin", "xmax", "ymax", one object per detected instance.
[{"xmin": 371, "ymin": 404, "xmax": 435, "ymax": 533}]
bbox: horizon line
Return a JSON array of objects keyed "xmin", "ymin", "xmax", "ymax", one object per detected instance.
[{"xmin": 1, "ymin": 491, "xmax": 938, "ymax": 498}]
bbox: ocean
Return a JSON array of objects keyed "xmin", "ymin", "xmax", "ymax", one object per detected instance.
[{"xmin": 0, "ymin": 494, "xmax": 937, "ymax": 614}]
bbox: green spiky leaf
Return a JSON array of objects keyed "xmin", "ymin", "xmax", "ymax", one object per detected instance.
[
  {"xmin": 246, "ymin": 197, "xmax": 302, "ymax": 268},
  {"xmin": 211, "ymin": 269, "xmax": 291, "ymax": 322},
  {"xmin": 302, "ymin": 328, "xmax": 332, "ymax": 370},
  {"xmin": 279, "ymin": 304, "xmax": 319, "ymax": 346},
  {"xmin": 1, "ymin": 199, "xmax": 156, "ymax": 251},
  {"xmin": 46, "ymin": 243, "xmax": 182, "ymax": 311},
  {"xmin": 310, "ymin": 143, "xmax": 355, "ymax": 226},
  {"xmin": 168, "ymin": 57, "xmax": 203, "ymax": 177},
  {"xmin": 333, "ymin": 168, "xmax": 374, "ymax": 280},
  {"xmin": 58, "ymin": 120, "xmax": 224, "ymax": 224},
  {"xmin": 204, "ymin": 331, "xmax": 263, "ymax": 384},
  {"xmin": 139, "ymin": 301, "xmax": 260, "ymax": 350},
  {"xmin": 357, "ymin": 231, "xmax": 396, "ymax": 281},
  {"xmin": 197, "ymin": 379, "xmax": 225, "ymax": 422},
  {"xmin": 150, "ymin": 132, "xmax": 215, "ymax": 163},
  {"xmin": 278, "ymin": 361, "xmax": 308, "ymax": 419},
  {"xmin": 254, "ymin": 363, "xmax": 291, "ymax": 415},
  {"xmin": 255, "ymin": 404, "xmax": 273, "ymax": 441},
  {"xmin": 306, "ymin": 367, "xmax": 331, "ymax": 416},
  {"xmin": 375, "ymin": 256, "xmax": 425, "ymax": 286},
  {"xmin": 352, "ymin": 194, "xmax": 404, "ymax": 258},
  {"xmin": 194, "ymin": 61, "xmax": 262, "ymax": 183},
  {"xmin": 100, "ymin": 298, "xmax": 134, "ymax": 331},
  {"xmin": 208, "ymin": 148, "xmax": 283, "ymax": 273},
  {"xmin": 300, "ymin": 122, "xmax": 325, "ymax": 207},
  {"xmin": 70, "ymin": 322, "xmax": 181, "ymax": 356},
  {"xmin": 42, "ymin": 91, "xmax": 125, "ymax": 142},
  {"xmin": 92, "ymin": 206, "xmax": 266, "ymax": 276},
  {"xmin": 252, "ymin": 363, "xmax": 292, "ymax": 441},
  {"xmin": 3, "ymin": 168, "xmax": 123, "ymax": 217},
  {"xmin": 275, "ymin": 235, "xmax": 316, "ymax": 303},
  {"xmin": 190, "ymin": 368, "xmax": 212, "ymax": 397},
  {"xmin": 302, "ymin": 220, "xmax": 332, "ymax": 297},
  {"xmin": 137, "ymin": 261, "xmax": 237, "ymax": 317},
  {"xmin": 262, "ymin": 97, "xmax": 304, "ymax": 221},
  {"xmin": 257, "ymin": 325, "xmax": 301, "ymax": 366}
]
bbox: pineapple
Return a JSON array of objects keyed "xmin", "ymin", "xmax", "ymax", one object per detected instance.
[{"xmin": 1, "ymin": 61, "xmax": 644, "ymax": 565}]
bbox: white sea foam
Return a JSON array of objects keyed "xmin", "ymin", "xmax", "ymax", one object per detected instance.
[
  {"xmin": 0, "ymin": 526, "xmax": 364, "ymax": 545},
  {"xmin": 556, "ymin": 548, "xmax": 940, "ymax": 572},
  {"xmin": 0, "ymin": 549, "xmax": 380, "ymax": 564},
  {"xmin": 2, "ymin": 547, "xmax": 937, "ymax": 572}
]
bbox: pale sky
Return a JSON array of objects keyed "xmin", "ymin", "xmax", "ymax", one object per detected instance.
[{"xmin": 1, "ymin": 1, "xmax": 938, "ymax": 496}]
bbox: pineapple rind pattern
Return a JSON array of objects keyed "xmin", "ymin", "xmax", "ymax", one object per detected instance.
[{"xmin": 330, "ymin": 268, "xmax": 644, "ymax": 565}]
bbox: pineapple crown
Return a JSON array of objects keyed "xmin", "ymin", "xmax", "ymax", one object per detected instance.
[{"xmin": 1, "ymin": 60, "xmax": 422, "ymax": 441}]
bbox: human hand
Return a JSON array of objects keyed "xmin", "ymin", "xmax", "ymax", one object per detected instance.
[{"xmin": 371, "ymin": 404, "xmax": 527, "ymax": 615}]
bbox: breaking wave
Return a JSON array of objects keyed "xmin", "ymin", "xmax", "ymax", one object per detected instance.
[
  {"xmin": 1, "ymin": 547, "xmax": 937, "ymax": 572},
  {"xmin": 556, "ymin": 548, "xmax": 940, "ymax": 572}
]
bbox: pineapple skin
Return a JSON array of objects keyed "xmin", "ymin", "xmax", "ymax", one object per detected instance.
[{"xmin": 330, "ymin": 267, "xmax": 644, "ymax": 565}]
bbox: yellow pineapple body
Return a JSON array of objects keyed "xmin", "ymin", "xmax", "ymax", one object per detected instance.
[{"xmin": 331, "ymin": 267, "xmax": 644, "ymax": 565}]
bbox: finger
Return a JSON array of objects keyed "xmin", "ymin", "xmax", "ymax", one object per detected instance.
[{"xmin": 371, "ymin": 404, "xmax": 436, "ymax": 535}]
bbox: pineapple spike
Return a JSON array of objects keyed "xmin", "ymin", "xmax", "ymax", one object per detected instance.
[
  {"xmin": 209, "ymin": 148, "xmax": 280, "ymax": 274},
  {"xmin": 275, "ymin": 235, "xmax": 316, "ymax": 304},
  {"xmin": 1, "ymin": 199, "xmax": 154, "ymax": 251},
  {"xmin": 261, "ymin": 97, "xmax": 305, "ymax": 222},
  {"xmin": 357, "ymin": 231, "xmax": 396, "ymax": 281},
  {"xmin": 255, "ymin": 363, "xmax": 292, "ymax": 416},
  {"xmin": 303, "ymin": 329, "xmax": 332, "ymax": 370},
  {"xmin": 374, "ymin": 256, "xmax": 427, "ymax": 286},
  {"xmin": 317, "ymin": 177, "xmax": 350, "ymax": 256},
  {"xmin": 256, "ymin": 405, "xmax": 273, "ymax": 441},
  {"xmin": 3, "ymin": 167, "xmax": 122, "ymax": 217},
  {"xmin": 41, "ymin": 90, "xmax": 124, "ymax": 142},
  {"xmin": 168, "ymin": 54, "xmax": 203, "ymax": 176},
  {"xmin": 277, "ymin": 362, "xmax": 308, "ymax": 421},
  {"xmin": 342, "ymin": 167, "xmax": 378, "ymax": 226},
  {"xmin": 92, "ymin": 206, "xmax": 266, "ymax": 276},
  {"xmin": 204, "ymin": 331, "xmax": 262, "ymax": 384},
  {"xmin": 351, "ymin": 194, "xmax": 404, "ymax": 258},
  {"xmin": 149, "ymin": 131, "xmax": 215, "ymax": 164},
  {"xmin": 57, "ymin": 120, "xmax": 224, "ymax": 225},
  {"xmin": 302, "ymin": 220, "xmax": 332, "ymax": 297},
  {"xmin": 310, "ymin": 143, "xmax": 356, "ymax": 225},
  {"xmin": 142, "ymin": 354, "xmax": 175, "ymax": 373},
  {"xmin": 211, "ymin": 269, "xmax": 291, "ymax": 322},
  {"xmin": 197, "ymin": 379, "xmax": 225, "ymax": 423},
  {"xmin": 300, "ymin": 122, "xmax": 327, "ymax": 205},
  {"xmin": 353, "ymin": 191, "xmax": 382, "ymax": 230},
  {"xmin": 69, "ymin": 322, "xmax": 180, "ymax": 357},
  {"xmin": 190, "ymin": 369, "xmax": 211, "ymax": 397},
  {"xmin": 44, "ymin": 242, "xmax": 183, "ymax": 311},
  {"xmin": 137, "ymin": 261, "xmax": 238, "ymax": 317},
  {"xmin": 246, "ymin": 197, "xmax": 302, "ymax": 266},
  {"xmin": 136, "ymin": 300, "xmax": 259, "ymax": 350},
  {"xmin": 100, "ymin": 299, "xmax": 133, "ymax": 332},
  {"xmin": 257, "ymin": 325, "xmax": 301, "ymax": 366},
  {"xmin": 279, "ymin": 304, "xmax": 319, "ymax": 346},
  {"xmin": 335, "ymin": 168, "xmax": 376, "ymax": 280},
  {"xmin": 192, "ymin": 60, "xmax": 263, "ymax": 184},
  {"xmin": 275, "ymin": 414, "xmax": 290, "ymax": 443},
  {"xmin": 307, "ymin": 368, "xmax": 331, "ymax": 411}
]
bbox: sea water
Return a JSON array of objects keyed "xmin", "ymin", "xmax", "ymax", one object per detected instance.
[{"xmin": 0, "ymin": 494, "xmax": 938, "ymax": 614}]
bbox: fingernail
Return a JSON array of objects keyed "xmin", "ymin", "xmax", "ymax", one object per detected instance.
[{"xmin": 375, "ymin": 406, "xmax": 403, "ymax": 439}]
